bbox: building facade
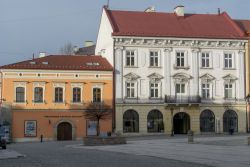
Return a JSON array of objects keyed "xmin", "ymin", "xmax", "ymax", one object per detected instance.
[
  {"xmin": 0, "ymin": 55, "xmax": 113, "ymax": 142},
  {"xmin": 96, "ymin": 6, "xmax": 248, "ymax": 135}
]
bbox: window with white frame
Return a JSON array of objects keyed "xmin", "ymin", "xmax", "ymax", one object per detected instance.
[
  {"xmin": 176, "ymin": 83, "xmax": 185, "ymax": 94},
  {"xmin": 126, "ymin": 82, "xmax": 135, "ymax": 98},
  {"xmin": 201, "ymin": 52, "xmax": 210, "ymax": 68},
  {"xmin": 202, "ymin": 84, "xmax": 210, "ymax": 99},
  {"xmin": 34, "ymin": 87, "xmax": 43, "ymax": 103},
  {"xmin": 224, "ymin": 53, "xmax": 233, "ymax": 68},
  {"xmin": 16, "ymin": 87, "xmax": 25, "ymax": 103},
  {"xmin": 126, "ymin": 50, "xmax": 135, "ymax": 67},
  {"xmin": 150, "ymin": 83, "xmax": 159, "ymax": 98},
  {"xmin": 176, "ymin": 52, "xmax": 185, "ymax": 67},
  {"xmin": 72, "ymin": 87, "xmax": 81, "ymax": 103},
  {"xmin": 55, "ymin": 87, "xmax": 63, "ymax": 103},
  {"xmin": 224, "ymin": 83, "xmax": 233, "ymax": 99},
  {"xmin": 93, "ymin": 88, "xmax": 101, "ymax": 102},
  {"xmin": 150, "ymin": 51, "xmax": 159, "ymax": 67}
]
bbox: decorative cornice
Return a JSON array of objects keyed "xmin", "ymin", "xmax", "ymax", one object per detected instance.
[{"xmin": 114, "ymin": 37, "xmax": 245, "ymax": 50}]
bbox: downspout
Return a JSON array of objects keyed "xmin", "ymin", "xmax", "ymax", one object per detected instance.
[{"xmin": 112, "ymin": 39, "xmax": 116, "ymax": 132}]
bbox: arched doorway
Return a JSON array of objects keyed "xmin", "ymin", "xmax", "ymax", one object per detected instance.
[
  {"xmin": 147, "ymin": 110, "xmax": 164, "ymax": 133},
  {"xmin": 123, "ymin": 110, "xmax": 139, "ymax": 133},
  {"xmin": 223, "ymin": 110, "xmax": 238, "ymax": 133},
  {"xmin": 173, "ymin": 112, "xmax": 190, "ymax": 134},
  {"xmin": 57, "ymin": 122, "xmax": 72, "ymax": 141},
  {"xmin": 200, "ymin": 110, "xmax": 215, "ymax": 133}
]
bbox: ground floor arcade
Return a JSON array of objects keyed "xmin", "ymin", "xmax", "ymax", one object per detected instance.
[
  {"xmin": 115, "ymin": 104, "xmax": 247, "ymax": 135},
  {"xmin": 12, "ymin": 110, "xmax": 112, "ymax": 142}
]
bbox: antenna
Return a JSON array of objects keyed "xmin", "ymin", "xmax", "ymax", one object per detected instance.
[{"xmin": 107, "ymin": 0, "xmax": 110, "ymax": 8}]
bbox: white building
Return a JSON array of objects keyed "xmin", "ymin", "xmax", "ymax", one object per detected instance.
[{"xmin": 96, "ymin": 6, "xmax": 248, "ymax": 135}]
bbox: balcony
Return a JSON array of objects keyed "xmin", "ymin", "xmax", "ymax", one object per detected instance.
[{"xmin": 165, "ymin": 95, "xmax": 201, "ymax": 105}]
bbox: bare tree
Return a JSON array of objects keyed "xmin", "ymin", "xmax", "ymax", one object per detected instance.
[
  {"xmin": 83, "ymin": 102, "xmax": 112, "ymax": 136},
  {"xmin": 59, "ymin": 42, "xmax": 74, "ymax": 55}
]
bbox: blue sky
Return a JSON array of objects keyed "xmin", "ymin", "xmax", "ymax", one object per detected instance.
[{"xmin": 0, "ymin": 0, "xmax": 249, "ymax": 65}]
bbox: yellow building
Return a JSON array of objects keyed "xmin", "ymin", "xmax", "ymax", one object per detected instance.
[{"xmin": 0, "ymin": 55, "xmax": 113, "ymax": 142}]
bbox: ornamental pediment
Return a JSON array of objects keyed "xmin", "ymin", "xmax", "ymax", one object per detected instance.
[
  {"xmin": 172, "ymin": 73, "xmax": 192, "ymax": 83},
  {"xmin": 124, "ymin": 72, "xmax": 140, "ymax": 81},
  {"xmin": 200, "ymin": 73, "xmax": 215, "ymax": 83},
  {"xmin": 223, "ymin": 74, "xmax": 237, "ymax": 82},
  {"xmin": 147, "ymin": 73, "xmax": 163, "ymax": 82}
]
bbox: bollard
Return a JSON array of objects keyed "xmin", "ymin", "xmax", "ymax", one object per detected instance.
[
  {"xmin": 248, "ymin": 137, "xmax": 250, "ymax": 145},
  {"xmin": 187, "ymin": 130, "xmax": 194, "ymax": 143},
  {"xmin": 40, "ymin": 135, "xmax": 43, "ymax": 143}
]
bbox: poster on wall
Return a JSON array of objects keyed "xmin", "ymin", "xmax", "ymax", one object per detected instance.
[{"xmin": 24, "ymin": 120, "xmax": 37, "ymax": 137}]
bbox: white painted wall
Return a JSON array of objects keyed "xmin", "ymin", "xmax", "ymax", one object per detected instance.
[{"xmin": 95, "ymin": 9, "xmax": 114, "ymax": 65}]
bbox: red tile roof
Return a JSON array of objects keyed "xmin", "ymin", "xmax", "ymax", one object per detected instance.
[
  {"xmin": 0, "ymin": 55, "xmax": 113, "ymax": 71},
  {"xmin": 235, "ymin": 20, "xmax": 250, "ymax": 37},
  {"xmin": 105, "ymin": 7, "xmax": 246, "ymax": 39}
]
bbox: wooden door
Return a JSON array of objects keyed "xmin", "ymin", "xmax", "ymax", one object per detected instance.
[{"xmin": 57, "ymin": 122, "xmax": 72, "ymax": 141}]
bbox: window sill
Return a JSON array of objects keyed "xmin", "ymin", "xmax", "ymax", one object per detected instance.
[
  {"xmin": 173, "ymin": 65, "xmax": 190, "ymax": 70},
  {"xmin": 148, "ymin": 66, "xmax": 162, "ymax": 68},
  {"xmin": 200, "ymin": 67, "xmax": 213, "ymax": 69},
  {"xmin": 13, "ymin": 102, "xmax": 26, "ymax": 105},
  {"xmin": 124, "ymin": 66, "xmax": 138, "ymax": 68},
  {"xmin": 71, "ymin": 102, "xmax": 84, "ymax": 105},
  {"xmin": 149, "ymin": 97, "xmax": 162, "ymax": 100},
  {"xmin": 223, "ymin": 68, "xmax": 236, "ymax": 70}
]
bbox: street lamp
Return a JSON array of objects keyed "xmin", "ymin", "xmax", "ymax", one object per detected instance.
[
  {"xmin": 170, "ymin": 107, "xmax": 174, "ymax": 136},
  {"xmin": 245, "ymin": 94, "xmax": 250, "ymax": 133}
]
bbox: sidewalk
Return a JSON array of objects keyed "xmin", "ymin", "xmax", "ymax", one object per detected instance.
[
  {"xmin": 74, "ymin": 135, "xmax": 250, "ymax": 167},
  {"xmin": 0, "ymin": 149, "xmax": 25, "ymax": 159}
]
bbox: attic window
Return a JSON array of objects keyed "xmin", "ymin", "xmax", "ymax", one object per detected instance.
[
  {"xmin": 29, "ymin": 61, "xmax": 36, "ymax": 65},
  {"xmin": 42, "ymin": 62, "xmax": 49, "ymax": 65},
  {"xmin": 86, "ymin": 62, "xmax": 100, "ymax": 66}
]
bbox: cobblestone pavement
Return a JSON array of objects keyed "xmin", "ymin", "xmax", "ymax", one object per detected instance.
[
  {"xmin": 0, "ymin": 140, "xmax": 212, "ymax": 167},
  {"xmin": 73, "ymin": 135, "xmax": 250, "ymax": 167},
  {"xmin": 0, "ymin": 149, "xmax": 25, "ymax": 159}
]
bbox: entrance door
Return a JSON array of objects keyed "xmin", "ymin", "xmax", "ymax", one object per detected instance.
[
  {"xmin": 174, "ymin": 112, "xmax": 190, "ymax": 134},
  {"xmin": 57, "ymin": 122, "xmax": 72, "ymax": 141}
]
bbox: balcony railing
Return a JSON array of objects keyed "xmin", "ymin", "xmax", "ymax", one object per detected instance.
[{"xmin": 165, "ymin": 95, "xmax": 201, "ymax": 104}]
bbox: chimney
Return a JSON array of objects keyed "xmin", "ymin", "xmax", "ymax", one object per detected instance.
[
  {"xmin": 174, "ymin": 5, "xmax": 184, "ymax": 17},
  {"xmin": 85, "ymin": 41, "xmax": 94, "ymax": 47},
  {"xmin": 39, "ymin": 52, "xmax": 46, "ymax": 58},
  {"xmin": 144, "ymin": 6, "xmax": 155, "ymax": 12}
]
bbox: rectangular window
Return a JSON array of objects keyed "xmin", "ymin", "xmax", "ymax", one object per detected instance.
[
  {"xmin": 224, "ymin": 83, "xmax": 233, "ymax": 99},
  {"xmin": 126, "ymin": 50, "xmax": 135, "ymax": 67},
  {"xmin": 126, "ymin": 82, "xmax": 135, "ymax": 98},
  {"xmin": 201, "ymin": 52, "xmax": 210, "ymax": 68},
  {"xmin": 34, "ymin": 87, "xmax": 43, "ymax": 103},
  {"xmin": 55, "ymin": 87, "xmax": 63, "ymax": 103},
  {"xmin": 176, "ymin": 84, "xmax": 185, "ymax": 94},
  {"xmin": 16, "ymin": 87, "xmax": 25, "ymax": 103},
  {"xmin": 224, "ymin": 53, "xmax": 233, "ymax": 68},
  {"xmin": 150, "ymin": 83, "xmax": 159, "ymax": 98},
  {"xmin": 150, "ymin": 51, "xmax": 159, "ymax": 67},
  {"xmin": 176, "ymin": 52, "xmax": 185, "ymax": 67},
  {"xmin": 93, "ymin": 88, "xmax": 101, "ymax": 102},
  {"xmin": 202, "ymin": 84, "xmax": 210, "ymax": 99},
  {"xmin": 73, "ymin": 87, "xmax": 81, "ymax": 103}
]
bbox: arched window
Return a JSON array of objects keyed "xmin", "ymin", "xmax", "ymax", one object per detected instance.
[
  {"xmin": 73, "ymin": 87, "xmax": 81, "ymax": 103},
  {"xmin": 34, "ymin": 87, "xmax": 43, "ymax": 103},
  {"xmin": 223, "ymin": 110, "xmax": 238, "ymax": 133},
  {"xmin": 55, "ymin": 87, "xmax": 63, "ymax": 103},
  {"xmin": 200, "ymin": 110, "xmax": 215, "ymax": 132},
  {"xmin": 16, "ymin": 87, "xmax": 25, "ymax": 103},
  {"xmin": 123, "ymin": 110, "xmax": 139, "ymax": 133},
  {"xmin": 147, "ymin": 110, "xmax": 164, "ymax": 133}
]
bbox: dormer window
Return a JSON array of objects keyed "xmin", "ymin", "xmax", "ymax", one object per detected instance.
[{"xmin": 29, "ymin": 61, "xmax": 36, "ymax": 65}]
